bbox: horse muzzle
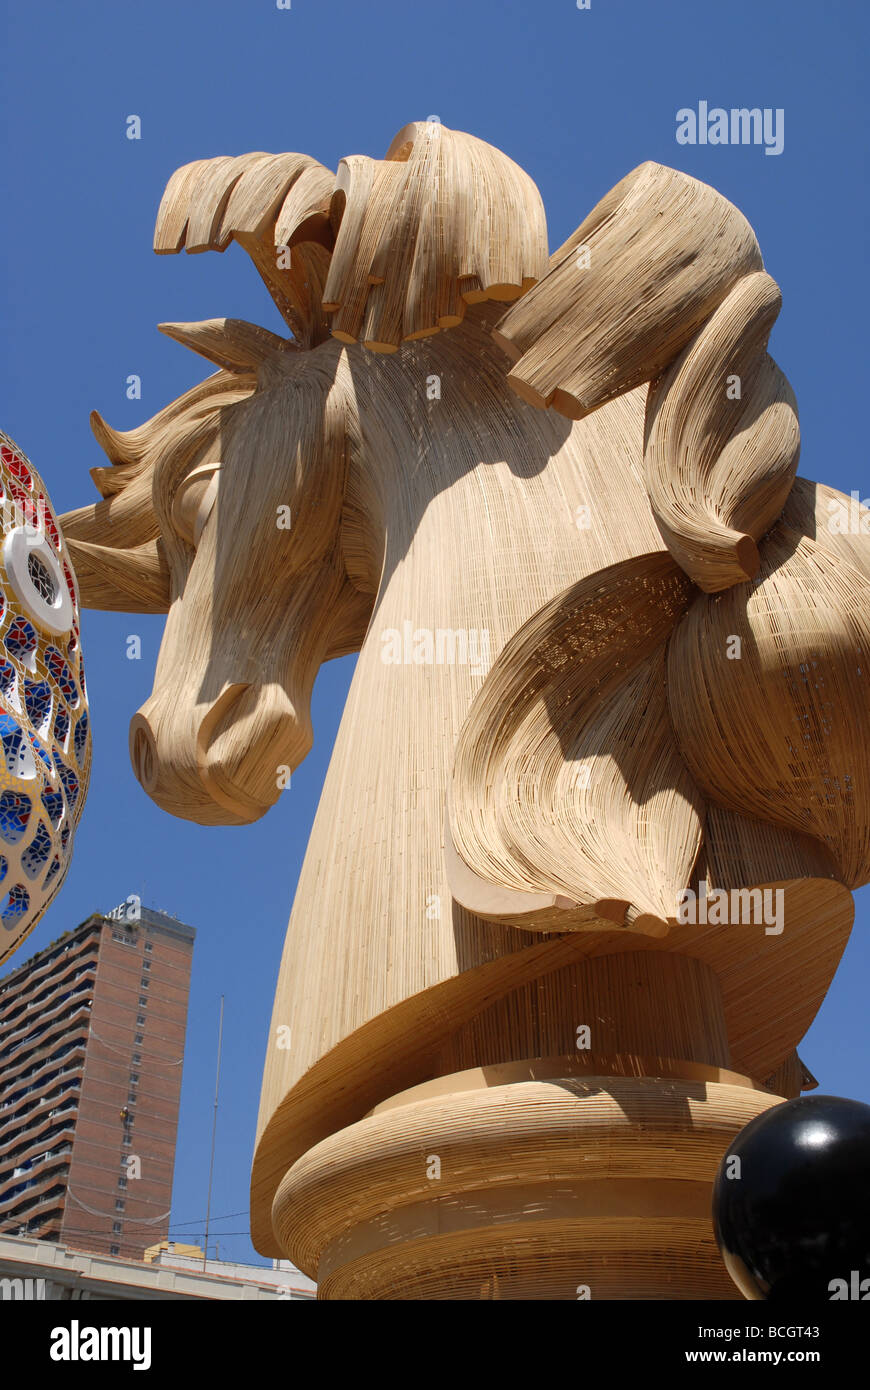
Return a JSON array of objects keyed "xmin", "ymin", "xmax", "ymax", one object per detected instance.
[{"xmin": 129, "ymin": 680, "xmax": 311, "ymax": 825}]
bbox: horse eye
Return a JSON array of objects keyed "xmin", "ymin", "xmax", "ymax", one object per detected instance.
[
  {"xmin": 171, "ymin": 464, "xmax": 220, "ymax": 546},
  {"xmin": 3, "ymin": 528, "xmax": 73, "ymax": 635}
]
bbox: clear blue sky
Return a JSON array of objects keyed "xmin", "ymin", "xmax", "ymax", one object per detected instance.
[{"xmin": 0, "ymin": 0, "xmax": 867, "ymax": 1266}]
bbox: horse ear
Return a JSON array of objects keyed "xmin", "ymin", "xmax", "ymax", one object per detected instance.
[
  {"xmin": 61, "ymin": 536, "xmax": 171, "ymax": 613},
  {"xmin": 158, "ymin": 319, "xmax": 298, "ymax": 373}
]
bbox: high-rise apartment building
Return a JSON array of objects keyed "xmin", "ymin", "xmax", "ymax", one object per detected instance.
[{"xmin": 0, "ymin": 906, "xmax": 194, "ymax": 1260}]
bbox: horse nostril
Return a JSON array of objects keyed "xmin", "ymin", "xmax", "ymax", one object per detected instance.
[{"xmin": 129, "ymin": 714, "xmax": 158, "ymax": 792}]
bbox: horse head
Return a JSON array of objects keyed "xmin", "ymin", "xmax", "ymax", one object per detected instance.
[
  {"xmin": 59, "ymin": 328, "xmax": 371, "ymax": 824},
  {"xmin": 58, "ymin": 121, "xmax": 548, "ymax": 825},
  {"xmin": 59, "ymin": 119, "xmax": 870, "ymax": 916}
]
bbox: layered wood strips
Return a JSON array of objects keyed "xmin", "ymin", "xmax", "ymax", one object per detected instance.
[
  {"xmin": 152, "ymin": 122, "xmax": 548, "ymax": 354},
  {"xmin": 323, "ymin": 121, "xmax": 548, "ymax": 350},
  {"xmin": 58, "ymin": 129, "xmax": 870, "ymax": 1290},
  {"xmin": 492, "ymin": 161, "xmax": 763, "ymax": 417},
  {"xmin": 449, "ymin": 554, "xmax": 703, "ymax": 936},
  {"xmin": 154, "ymin": 150, "xmax": 335, "ymax": 347},
  {"xmin": 644, "ymin": 272, "xmax": 800, "ymax": 591}
]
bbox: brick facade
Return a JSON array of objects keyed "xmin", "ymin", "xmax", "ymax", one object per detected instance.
[{"xmin": 0, "ymin": 909, "xmax": 194, "ymax": 1259}]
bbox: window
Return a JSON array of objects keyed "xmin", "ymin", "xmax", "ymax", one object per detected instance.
[
  {"xmin": 138, "ymin": 997, "xmax": 147, "ymax": 1007},
  {"xmin": 128, "ymin": 1091, "xmax": 137, "ymax": 1104},
  {"xmin": 140, "ymin": 979, "xmax": 149, "ymax": 989},
  {"xmin": 144, "ymin": 943, "xmax": 153, "ymax": 953},
  {"xmin": 110, "ymin": 1244, "xmax": 120, "ymax": 1256},
  {"xmin": 142, "ymin": 961, "xmax": 151, "ymax": 971},
  {"xmin": 118, "ymin": 1177, "xmax": 127, "ymax": 1189},
  {"xmin": 130, "ymin": 1072, "xmax": 139, "ymax": 1084},
  {"xmin": 136, "ymin": 1018, "xmax": 145, "ymax": 1028},
  {"xmin": 112, "ymin": 1221, "xmax": 122, "ymax": 1234},
  {"xmin": 132, "ymin": 1052, "xmax": 142, "ymax": 1063},
  {"xmin": 115, "ymin": 1199, "xmax": 125, "ymax": 1211}
]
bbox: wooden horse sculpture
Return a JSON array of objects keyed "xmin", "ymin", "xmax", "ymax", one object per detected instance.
[{"xmin": 60, "ymin": 122, "xmax": 870, "ymax": 1299}]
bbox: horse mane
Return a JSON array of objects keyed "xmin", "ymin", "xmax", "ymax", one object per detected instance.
[
  {"xmin": 152, "ymin": 121, "xmax": 548, "ymax": 352},
  {"xmin": 60, "ymin": 117, "xmax": 551, "ymax": 603},
  {"xmin": 60, "ymin": 369, "xmax": 258, "ymax": 611},
  {"xmin": 145, "ymin": 130, "xmax": 803, "ymax": 598}
]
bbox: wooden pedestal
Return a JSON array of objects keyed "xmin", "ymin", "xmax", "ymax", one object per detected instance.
[{"xmin": 271, "ymin": 952, "xmax": 786, "ymax": 1298}]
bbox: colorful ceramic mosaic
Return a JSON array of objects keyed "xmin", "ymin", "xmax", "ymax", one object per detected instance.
[{"xmin": 0, "ymin": 430, "xmax": 91, "ymax": 965}]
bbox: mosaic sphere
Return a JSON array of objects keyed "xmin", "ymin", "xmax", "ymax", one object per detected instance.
[
  {"xmin": 713, "ymin": 1094, "xmax": 870, "ymax": 1301},
  {"xmin": 0, "ymin": 430, "xmax": 91, "ymax": 966}
]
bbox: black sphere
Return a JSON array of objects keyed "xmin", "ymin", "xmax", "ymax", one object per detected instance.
[{"xmin": 713, "ymin": 1094, "xmax": 870, "ymax": 1301}]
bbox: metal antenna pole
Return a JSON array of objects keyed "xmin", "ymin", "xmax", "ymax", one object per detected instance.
[{"xmin": 203, "ymin": 994, "xmax": 224, "ymax": 1271}]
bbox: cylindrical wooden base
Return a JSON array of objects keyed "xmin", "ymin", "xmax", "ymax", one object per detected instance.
[
  {"xmin": 271, "ymin": 952, "xmax": 785, "ymax": 1298},
  {"xmin": 273, "ymin": 1066, "xmax": 783, "ymax": 1299}
]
